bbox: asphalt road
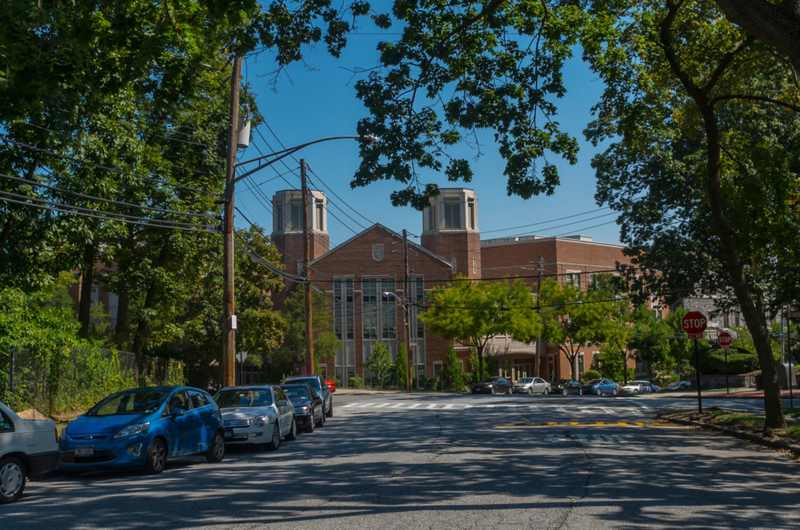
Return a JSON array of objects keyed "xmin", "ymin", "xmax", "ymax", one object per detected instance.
[{"xmin": 5, "ymin": 393, "xmax": 800, "ymax": 529}]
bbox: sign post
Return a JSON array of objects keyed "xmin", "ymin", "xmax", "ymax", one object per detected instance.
[
  {"xmin": 682, "ymin": 311, "xmax": 708, "ymax": 412},
  {"xmin": 718, "ymin": 332, "xmax": 732, "ymax": 394}
]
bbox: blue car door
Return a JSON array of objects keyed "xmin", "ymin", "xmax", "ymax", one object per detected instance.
[
  {"xmin": 188, "ymin": 390, "xmax": 214, "ymax": 452},
  {"xmin": 165, "ymin": 390, "xmax": 195, "ymax": 455}
]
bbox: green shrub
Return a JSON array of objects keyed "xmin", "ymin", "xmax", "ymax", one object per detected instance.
[
  {"xmin": 581, "ymin": 369, "xmax": 602, "ymax": 382},
  {"xmin": 349, "ymin": 376, "xmax": 364, "ymax": 389},
  {"xmin": 424, "ymin": 377, "xmax": 438, "ymax": 391},
  {"xmin": 441, "ymin": 344, "xmax": 464, "ymax": 391}
]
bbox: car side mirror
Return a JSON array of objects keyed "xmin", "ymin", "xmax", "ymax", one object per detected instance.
[{"xmin": 170, "ymin": 408, "xmax": 186, "ymax": 417}]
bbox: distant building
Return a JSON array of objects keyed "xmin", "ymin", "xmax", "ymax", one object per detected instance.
[{"xmin": 271, "ymin": 188, "xmax": 635, "ymax": 387}]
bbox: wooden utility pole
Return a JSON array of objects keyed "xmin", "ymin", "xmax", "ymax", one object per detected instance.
[
  {"xmin": 301, "ymin": 160, "xmax": 314, "ymax": 375},
  {"xmin": 535, "ymin": 255, "xmax": 543, "ymax": 380},
  {"xmin": 404, "ymin": 229, "xmax": 412, "ymax": 392},
  {"xmin": 222, "ymin": 54, "xmax": 242, "ymax": 388}
]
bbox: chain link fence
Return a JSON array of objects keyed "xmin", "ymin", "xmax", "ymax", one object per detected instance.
[{"xmin": 1, "ymin": 348, "xmax": 184, "ymax": 418}]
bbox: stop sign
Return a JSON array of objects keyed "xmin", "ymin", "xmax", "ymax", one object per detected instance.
[
  {"xmin": 682, "ymin": 311, "xmax": 708, "ymax": 339},
  {"xmin": 718, "ymin": 332, "xmax": 732, "ymax": 349}
]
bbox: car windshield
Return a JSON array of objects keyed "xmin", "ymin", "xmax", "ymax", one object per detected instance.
[
  {"xmin": 630, "ymin": 381, "xmax": 647, "ymax": 385},
  {"xmin": 286, "ymin": 377, "xmax": 321, "ymax": 391},
  {"xmin": 85, "ymin": 390, "xmax": 170, "ymax": 416},
  {"xmin": 215, "ymin": 389, "xmax": 273, "ymax": 408},
  {"xmin": 554, "ymin": 379, "xmax": 570, "ymax": 385},
  {"xmin": 586, "ymin": 379, "xmax": 602, "ymax": 385},
  {"xmin": 282, "ymin": 386, "xmax": 311, "ymax": 401},
  {"xmin": 517, "ymin": 378, "xmax": 533, "ymax": 383},
  {"xmin": 481, "ymin": 378, "xmax": 499, "ymax": 384}
]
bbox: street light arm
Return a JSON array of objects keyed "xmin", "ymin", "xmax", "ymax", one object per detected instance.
[{"xmin": 232, "ymin": 135, "xmax": 378, "ymax": 186}]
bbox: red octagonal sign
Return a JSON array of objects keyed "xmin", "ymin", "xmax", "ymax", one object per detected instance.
[
  {"xmin": 718, "ymin": 332, "xmax": 732, "ymax": 349},
  {"xmin": 682, "ymin": 311, "xmax": 708, "ymax": 339}
]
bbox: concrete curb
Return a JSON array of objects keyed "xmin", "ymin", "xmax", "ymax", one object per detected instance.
[{"xmin": 657, "ymin": 413, "xmax": 800, "ymax": 457}]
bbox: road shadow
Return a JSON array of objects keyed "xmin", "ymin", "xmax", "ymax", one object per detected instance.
[{"xmin": 5, "ymin": 407, "xmax": 799, "ymax": 529}]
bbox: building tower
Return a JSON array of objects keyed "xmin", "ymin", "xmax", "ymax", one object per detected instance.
[
  {"xmin": 420, "ymin": 188, "xmax": 481, "ymax": 279},
  {"xmin": 270, "ymin": 189, "xmax": 330, "ymax": 309}
]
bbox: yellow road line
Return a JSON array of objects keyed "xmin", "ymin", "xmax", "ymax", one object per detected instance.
[{"xmin": 493, "ymin": 422, "xmax": 678, "ymax": 428}]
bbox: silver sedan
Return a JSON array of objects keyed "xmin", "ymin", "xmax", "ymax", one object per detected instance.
[{"xmin": 512, "ymin": 377, "xmax": 552, "ymax": 395}]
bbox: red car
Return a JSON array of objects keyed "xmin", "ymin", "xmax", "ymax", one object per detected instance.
[{"xmin": 326, "ymin": 380, "xmax": 336, "ymax": 393}]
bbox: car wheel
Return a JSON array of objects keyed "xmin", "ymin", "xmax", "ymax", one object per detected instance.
[
  {"xmin": 507, "ymin": 386, "xmax": 513, "ymax": 395},
  {"xmin": 562, "ymin": 389, "xmax": 567, "ymax": 395},
  {"xmin": 205, "ymin": 430, "xmax": 225, "ymax": 463},
  {"xmin": 543, "ymin": 388, "xmax": 549, "ymax": 395},
  {"xmin": 316, "ymin": 408, "xmax": 325, "ymax": 428},
  {"xmin": 633, "ymin": 389, "xmax": 638, "ymax": 394},
  {"xmin": 285, "ymin": 416, "xmax": 298, "ymax": 441},
  {"xmin": 0, "ymin": 456, "xmax": 26, "ymax": 505},
  {"xmin": 527, "ymin": 387, "xmax": 532, "ymax": 395},
  {"xmin": 612, "ymin": 388, "xmax": 618, "ymax": 396},
  {"xmin": 266, "ymin": 422, "xmax": 281, "ymax": 451},
  {"xmin": 491, "ymin": 387, "xmax": 496, "ymax": 395},
  {"xmin": 307, "ymin": 414, "xmax": 316, "ymax": 433},
  {"xmin": 596, "ymin": 388, "xmax": 603, "ymax": 396},
  {"xmin": 326, "ymin": 401, "xmax": 333, "ymax": 418},
  {"xmin": 579, "ymin": 389, "xmax": 583, "ymax": 395},
  {"xmin": 144, "ymin": 438, "xmax": 167, "ymax": 475}
]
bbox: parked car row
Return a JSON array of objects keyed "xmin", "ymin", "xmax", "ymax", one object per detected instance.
[
  {"xmin": 472, "ymin": 377, "xmax": 663, "ymax": 396},
  {"xmin": 0, "ymin": 375, "xmax": 336, "ymax": 504}
]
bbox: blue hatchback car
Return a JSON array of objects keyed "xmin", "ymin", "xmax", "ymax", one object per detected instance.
[{"xmin": 59, "ymin": 386, "xmax": 225, "ymax": 476}]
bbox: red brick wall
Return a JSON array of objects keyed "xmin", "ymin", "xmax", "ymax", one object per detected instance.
[{"xmin": 309, "ymin": 225, "xmax": 458, "ymax": 378}]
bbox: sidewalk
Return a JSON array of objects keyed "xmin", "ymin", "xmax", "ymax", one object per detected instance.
[
  {"xmin": 673, "ymin": 387, "xmax": 800, "ymax": 400},
  {"xmin": 333, "ymin": 388, "xmax": 441, "ymax": 397}
]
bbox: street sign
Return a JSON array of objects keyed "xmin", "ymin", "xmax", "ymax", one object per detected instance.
[
  {"xmin": 718, "ymin": 332, "xmax": 732, "ymax": 349},
  {"xmin": 682, "ymin": 311, "xmax": 708, "ymax": 339}
]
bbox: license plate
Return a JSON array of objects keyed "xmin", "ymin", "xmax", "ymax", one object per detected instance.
[{"xmin": 75, "ymin": 445, "xmax": 94, "ymax": 457}]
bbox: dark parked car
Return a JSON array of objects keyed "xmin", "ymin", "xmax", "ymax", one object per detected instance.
[
  {"xmin": 551, "ymin": 379, "xmax": 583, "ymax": 395},
  {"xmin": 665, "ymin": 380, "xmax": 691, "ymax": 390},
  {"xmin": 471, "ymin": 377, "xmax": 512, "ymax": 395},
  {"xmin": 283, "ymin": 375, "xmax": 333, "ymax": 418},
  {"xmin": 280, "ymin": 384, "xmax": 325, "ymax": 433}
]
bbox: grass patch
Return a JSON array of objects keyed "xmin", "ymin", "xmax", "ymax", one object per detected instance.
[
  {"xmin": 709, "ymin": 411, "xmax": 765, "ymax": 426},
  {"xmin": 784, "ymin": 407, "xmax": 800, "ymax": 419}
]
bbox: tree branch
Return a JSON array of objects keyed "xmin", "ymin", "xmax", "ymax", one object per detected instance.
[
  {"xmin": 701, "ymin": 36, "xmax": 755, "ymax": 96},
  {"xmin": 714, "ymin": 0, "xmax": 800, "ymax": 72},
  {"xmin": 712, "ymin": 93, "xmax": 800, "ymax": 112}
]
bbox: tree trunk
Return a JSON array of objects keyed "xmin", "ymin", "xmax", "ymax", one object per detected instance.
[
  {"xmin": 78, "ymin": 242, "xmax": 96, "ymax": 338},
  {"xmin": 699, "ymin": 95, "xmax": 786, "ymax": 431},
  {"xmin": 0, "ymin": 218, "xmax": 12, "ymax": 255},
  {"xmin": 114, "ymin": 291, "xmax": 129, "ymax": 348},
  {"xmin": 130, "ymin": 245, "xmax": 168, "ymax": 376},
  {"xmin": 660, "ymin": 1, "xmax": 786, "ymax": 430},
  {"xmin": 477, "ymin": 343, "xmax": 485, "ymax": 381}
]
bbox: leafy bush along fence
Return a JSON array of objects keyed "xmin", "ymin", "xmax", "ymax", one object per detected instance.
[{"xmin": 1, "ymin": 348, "xmax": 184, "ymax": 417}]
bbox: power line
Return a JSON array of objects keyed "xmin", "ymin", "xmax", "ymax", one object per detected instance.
[
  {"xmin": 1, "ymin": 135, "xmax": 221, "ymax": 197},
  {"xmin": 0, "ymin": 172, "xmax": 218, "ymax": 220},
  {"xmin": 0, "ymin": 196, "xmax": 219, "ymax": 234},
  {"xmin": 507, "ymin": 211, "xmax": 619, "ymax": 238},
  {"xmin": 305, "ymin": 163, "xmax": 374, "ymax": 226},
  {"xmin": 482, "ymin": 207, "xmax": 614, "ymax": 235},
  {"xmin": 0, "ymin": 190, "xmax": 217, "ymax": 230}
]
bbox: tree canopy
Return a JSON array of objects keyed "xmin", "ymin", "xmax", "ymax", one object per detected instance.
[{"xmin": 421, "ymin": 277, "xmax": 540, "ymax": 379}]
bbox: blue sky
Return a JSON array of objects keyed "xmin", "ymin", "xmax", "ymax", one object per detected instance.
[{"xmin": 234, "ymin": 32, "xmax": 619, "ymax": 249}]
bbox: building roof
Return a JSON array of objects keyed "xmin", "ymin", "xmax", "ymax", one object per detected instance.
[{"xmin": 310, "ymin": 223, "xmax": 453, "ymax": 269}]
